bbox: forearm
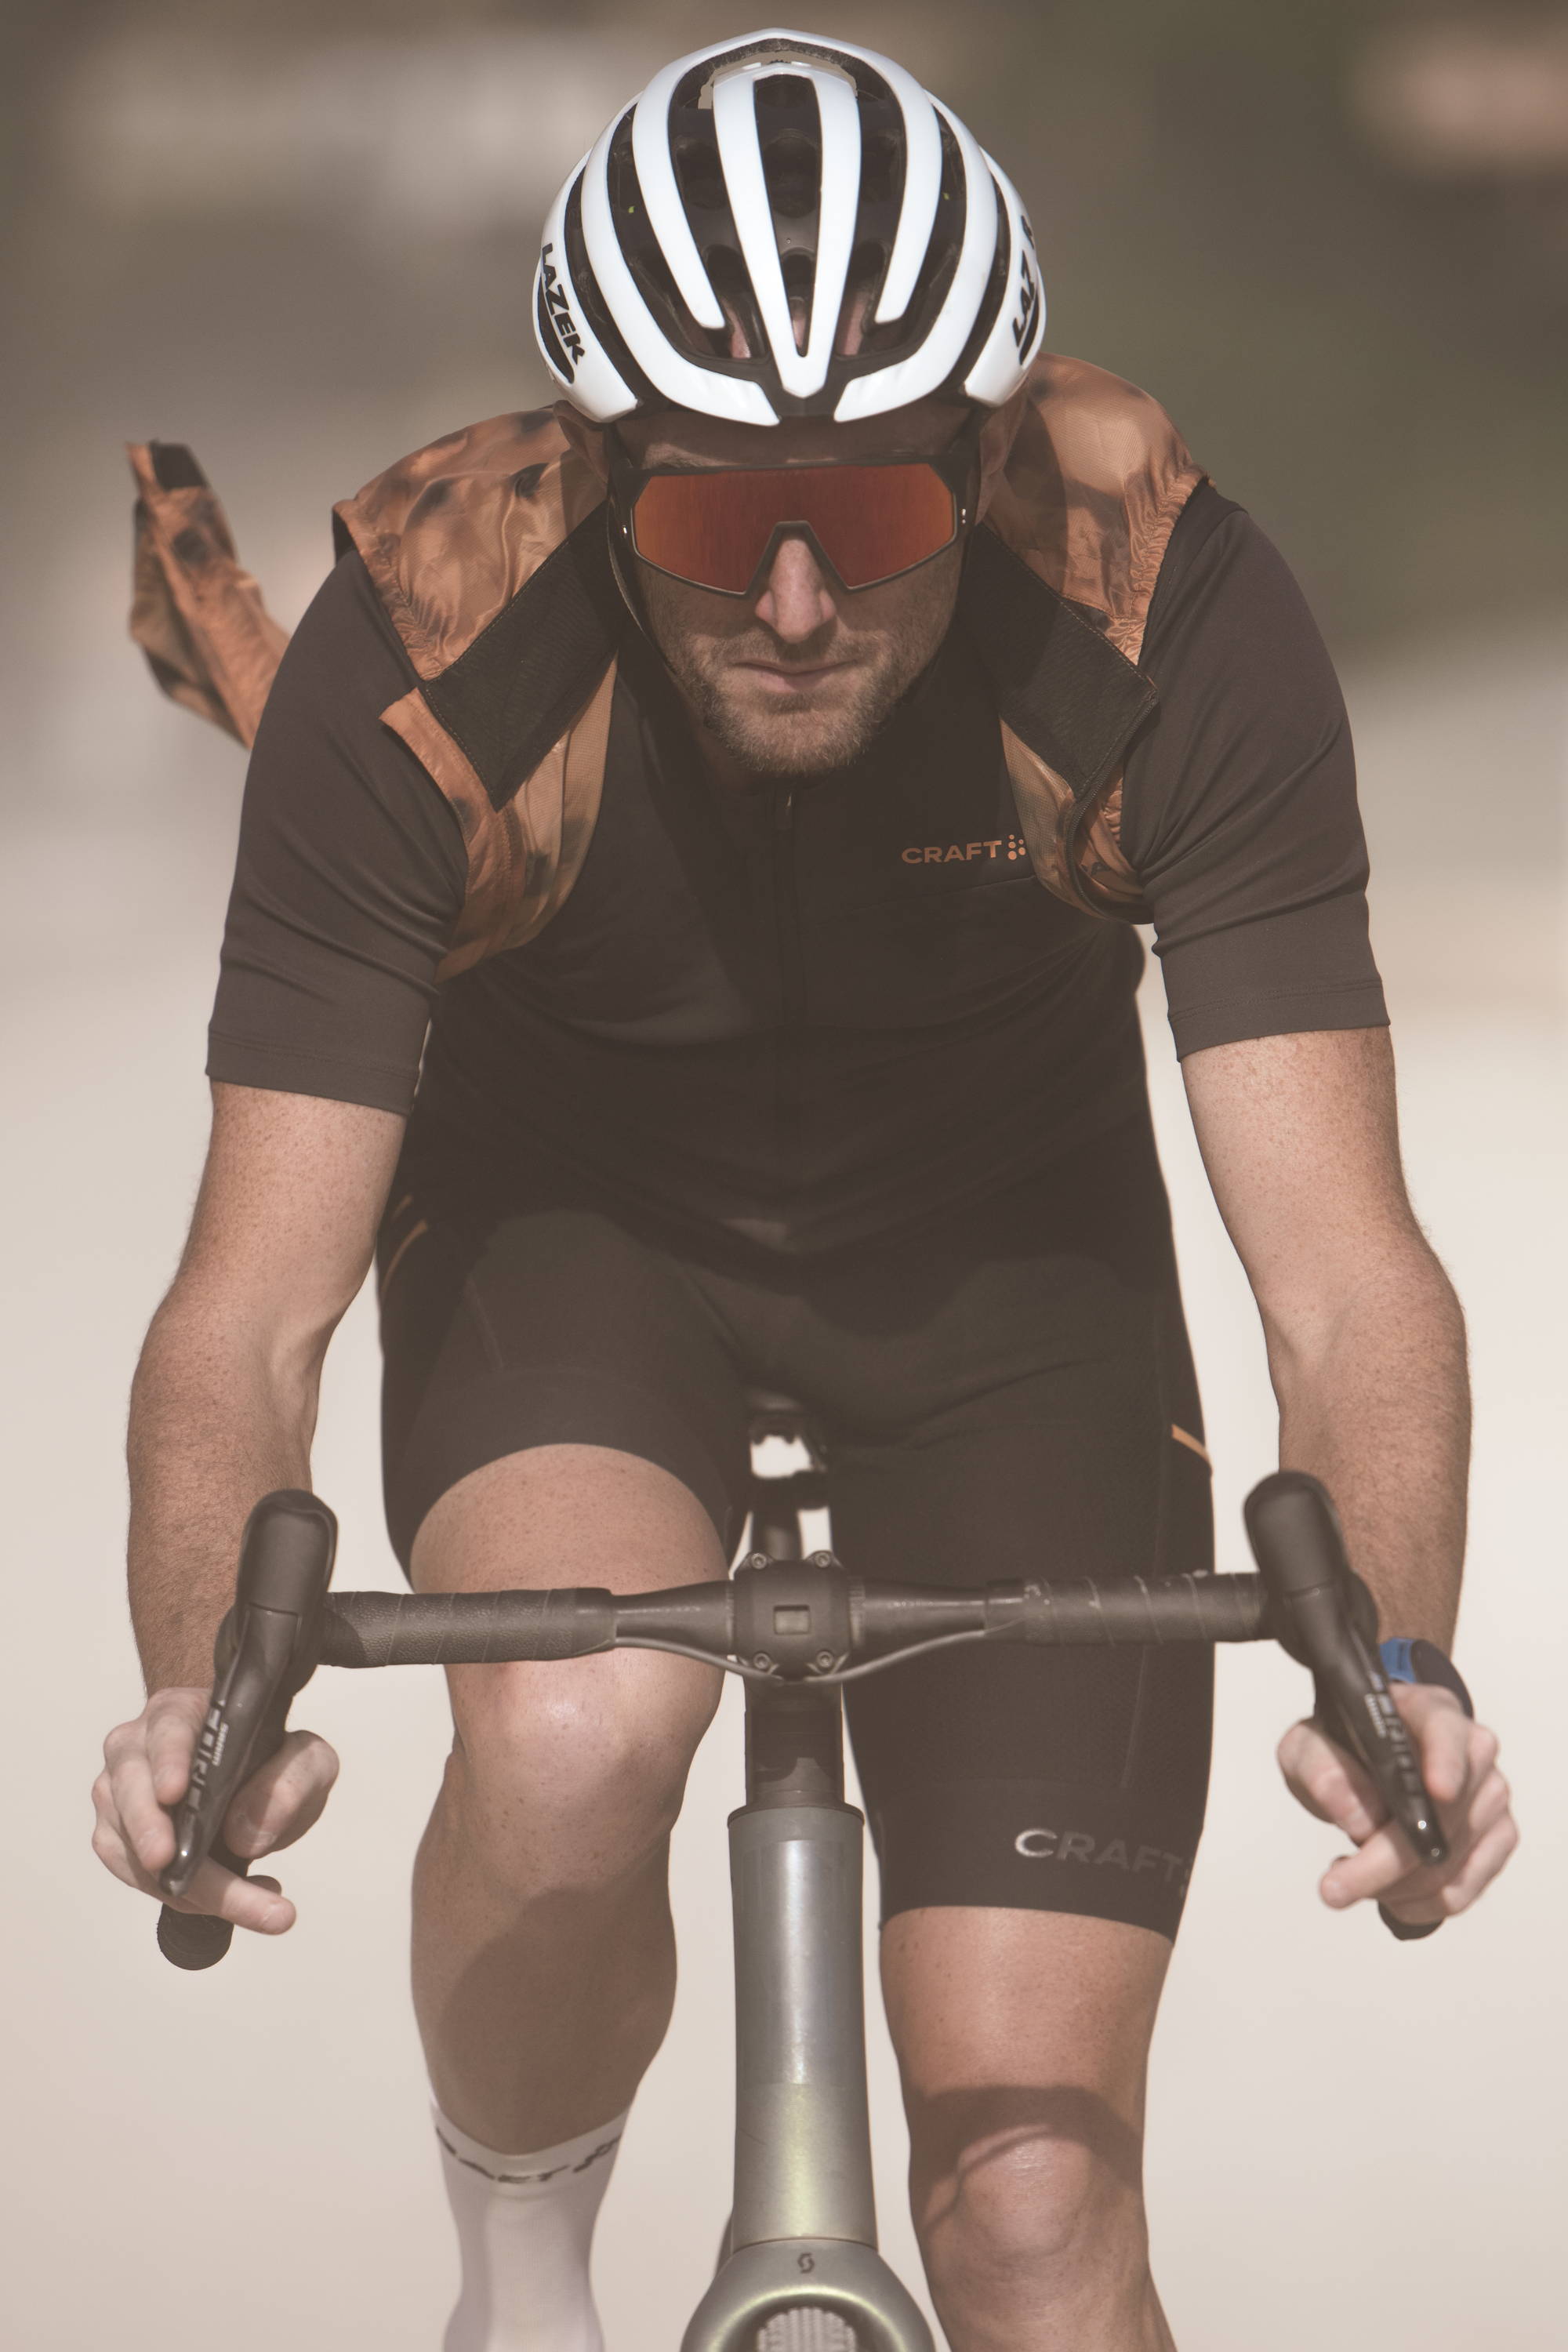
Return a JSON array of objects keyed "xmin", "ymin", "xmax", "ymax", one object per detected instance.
[
  {"xmin": 127, "ymin": 1279, "xmax": 322, "ymax": 1692},
  {"xmin": 1265, "ymin": 1236, "xmax": 1469, "ymax": 1647}
]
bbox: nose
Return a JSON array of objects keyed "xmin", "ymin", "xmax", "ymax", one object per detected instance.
[{"xmin": 752, "ymin": 534, "xmax": 840, "ymax": 642}]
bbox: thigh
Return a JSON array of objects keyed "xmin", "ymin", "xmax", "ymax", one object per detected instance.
[
  {"xmin": 378, "ymin": 1180, "xmax": 753, "ymax": 1574},
  {"xmin": 377, "ymin": 1180, "xmax": 755, "ymax": 1780}
]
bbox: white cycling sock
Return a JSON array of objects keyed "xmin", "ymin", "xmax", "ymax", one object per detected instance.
[{"xmin": 434, "ymin": 2100, "xmax": 628, "ymax": 2352}]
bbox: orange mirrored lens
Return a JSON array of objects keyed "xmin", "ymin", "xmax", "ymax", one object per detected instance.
[{"xmin": 631, "ymin": 463, "xmax": 956, "ymax": 593}]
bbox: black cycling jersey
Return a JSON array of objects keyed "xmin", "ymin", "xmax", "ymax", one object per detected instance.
[{"xmin": 209, "ymin": 481, "xmax": 1385, "ymax": 1251}]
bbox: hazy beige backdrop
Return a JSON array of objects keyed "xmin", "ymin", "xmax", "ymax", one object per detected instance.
[{"xmin": 3, "ymin": 3, "xmax": 1564, "ymax": 2345}]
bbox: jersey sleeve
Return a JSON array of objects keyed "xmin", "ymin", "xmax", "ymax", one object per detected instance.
[
  {"xmin": 206, "ymin": 550, "xmax": 467, "ymax": 1114},
  {"xmin": 1120, "ymin": 485, "xmax": 1388, "ymax": 1059}
]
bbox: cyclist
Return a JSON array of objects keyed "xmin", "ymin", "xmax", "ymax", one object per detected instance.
[{"xmin": 93, "ymin": 31, "xmax": 1517, "ymax": 2352}]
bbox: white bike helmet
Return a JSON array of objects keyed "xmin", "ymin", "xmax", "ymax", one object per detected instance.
[{"xmin": 532, "ymin": 27, "xmax": 1045, "ymax": 426}]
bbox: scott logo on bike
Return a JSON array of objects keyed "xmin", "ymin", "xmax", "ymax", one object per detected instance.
[
  {"xmin": 538, "ymin": 242, "xmax": 586, "ymax": 378},
  {"xmin": 1014, "ymin": 1827, "xmax": 1190, "ymax": 1889}
]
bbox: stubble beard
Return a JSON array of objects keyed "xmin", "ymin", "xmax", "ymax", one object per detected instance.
[
  {"xmin": 673, "ymin": 645, "xmax": 919, "ymax": 775},
  {"xmin": 638, "ymin": 560, "xmax": 959, "ymax": 779}
]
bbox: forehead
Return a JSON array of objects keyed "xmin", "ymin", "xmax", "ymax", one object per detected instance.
[{"xmin": 619, "ymin": 397, "xmax": 973, "ymax": 471}]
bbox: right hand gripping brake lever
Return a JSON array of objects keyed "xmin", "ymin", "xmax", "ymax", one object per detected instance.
[
  {"xmin": 156, "ymin": 1490, "xmax": 336, "ymax": 1970},
  {"xmin": 1244, "ymin": 1471, "xmax": 1446, "ymax": 1940}
]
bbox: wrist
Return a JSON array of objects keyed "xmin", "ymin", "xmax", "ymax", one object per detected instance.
[{"xmin": 1379, "ymin": 1635, "xmax": 1474, "ymax": 1719}]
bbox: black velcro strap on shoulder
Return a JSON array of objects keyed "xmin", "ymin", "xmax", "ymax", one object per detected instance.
[
  {"xmin": 960, "ymin": 526, "xmax": 1157, "ymax": 797},
  {"xmin": 422, "ymin": 509, "xmax": 622, "ymax": 811},
  {"xmin": 148, "ymin": 441, "xmax": 209, "ymax": 492}
]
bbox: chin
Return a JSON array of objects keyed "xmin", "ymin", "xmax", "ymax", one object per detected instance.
[{"xmin": 710, "ymin": 685, "xmax": 885, "ymax": 777}]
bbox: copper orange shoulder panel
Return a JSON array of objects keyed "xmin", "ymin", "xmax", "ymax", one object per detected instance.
[
  {"xmin": 985, "ymin": 354, "xmax": 1207, "ymax": 663},
  {"xmin": 333, "ymin": 406, "xmax": 609, "ymax": 680},
  {"xmin": 379, "ymin": 691, "xmax": 517, "ymax": 980},
  {"xmin": 1000, "ymin": 725, "xmax": 1146, "ymax": 920},
  {"xmin": 127, "ymin": 443, "xmax": 290, "ymax": 747},
  {"xmin": 495, "ymin": 661, "xmax": 618, "ymax": 956},
  {"xmin": 384, "ymin": 660, "xmax": 618, "ymax": 982}
]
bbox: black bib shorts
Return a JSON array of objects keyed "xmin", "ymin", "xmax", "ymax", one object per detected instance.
[{"xmin": 376, "ymin": 1109, "xmax": 1215, "ymax": 1943}]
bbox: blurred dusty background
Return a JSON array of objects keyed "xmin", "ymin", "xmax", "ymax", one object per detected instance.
[{"xmin": 3, "ymin": 3, "xmax": 1564, "ymax": 2345}]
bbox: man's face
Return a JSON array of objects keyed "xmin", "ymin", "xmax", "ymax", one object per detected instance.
[{"xmin": 615, "ymin": 399, "xmax": 975, "ymax": 778}]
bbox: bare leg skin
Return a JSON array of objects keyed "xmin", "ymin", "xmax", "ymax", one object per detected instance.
[
  {"xmin": 883, "ymin": 1909, "xmax": 1177, "ymax": 2352},
  {"xmin": 410, "ymin": 1445, "xmax": 726, "ymax": 2151}
]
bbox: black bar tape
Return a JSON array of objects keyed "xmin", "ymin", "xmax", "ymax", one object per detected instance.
[
  {"xmin": 318, "ymin": 1588, "xmax": 619, "ymax": 1668},
  {"xmin": 1014, "ymin": 1573, "xmax": 1267, "ymax": 1646}
]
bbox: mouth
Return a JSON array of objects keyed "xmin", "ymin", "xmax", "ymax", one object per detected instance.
[{"xmin": 733, "ymin": 658, "xmax": 855, "ymax": 696}]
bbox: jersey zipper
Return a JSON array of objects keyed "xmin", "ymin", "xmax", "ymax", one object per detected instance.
[{"xmin": 771, "ymin": 784, "xmax": 804, "ymax": 1181}]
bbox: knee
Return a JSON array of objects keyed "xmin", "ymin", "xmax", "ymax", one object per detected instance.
[
  {"xmin": 917, "ymin": 2128, "xmax": 1145, "ymax": 2321},
  {"xmin": 443, "ymin": 1658, "xmax": 718, "ymax": 1890}
]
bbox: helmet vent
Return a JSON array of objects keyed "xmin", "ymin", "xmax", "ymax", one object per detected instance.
[
  {"xmin": 757, "ymin": 72, "xmax": 813, "ymax": 111},
  {"xmin": 860, "ymin": 131, "xmax": 901, "ymax": 208},
  {"xmin": 779, "ymin": 248, "xmax": 815, "ymax": 353},
  {"xmin": 764, "ymin": 129, "xmax": 819, "ymax": 223},
  {"xmin": 674, "ymin": 139, "xmax": 727, "ymax": 215}
]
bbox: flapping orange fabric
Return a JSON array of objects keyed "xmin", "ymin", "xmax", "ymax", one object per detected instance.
[{"xmin": 127, "ymin": 443, "xmax": 289, "ymax": 746}]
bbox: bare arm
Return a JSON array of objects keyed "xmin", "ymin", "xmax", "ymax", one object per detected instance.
[
  {"xmin": 129, "ymin": 1081, "xmax": 405, "ymax": 1684},
  {"xmin": 1182, "ymin": 1026, "xmax": 1468, "ymax": 1645},
  {"xmin": 93, "ymin": 1082, "xmax": 405, "ymax": 1933},
  {"xmin": 1183, "ymin": 1028, "xmax": 1515, "ymax": 1920}
]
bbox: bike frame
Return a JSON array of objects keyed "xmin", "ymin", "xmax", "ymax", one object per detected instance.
[{"xmin": 685, "ymin": 1484, "xmax": 934, "ymax": 2352}]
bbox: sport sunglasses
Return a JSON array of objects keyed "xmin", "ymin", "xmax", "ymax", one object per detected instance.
[{"xmin": 606, "ymin": 421, "xmax": 982, "ymax": 597}]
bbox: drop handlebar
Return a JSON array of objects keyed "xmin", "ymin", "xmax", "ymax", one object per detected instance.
[{"xmin": 156, "ymin": 1472, "xmax": 1445, "ymax": 1969}]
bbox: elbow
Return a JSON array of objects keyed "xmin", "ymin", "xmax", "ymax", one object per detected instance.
[
  {"xmin": 133, "ymin": 1265, "xmax": 344, "ymax": 1446},
  {"xmin": 1255, "ymin": 1227, "xmax": 1466, "ymax": 1407}
]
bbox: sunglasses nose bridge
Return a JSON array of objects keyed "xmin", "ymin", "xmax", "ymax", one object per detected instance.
[{"xmin": 747, "ymin": 519, "xmax": 848, "ymax": 602}]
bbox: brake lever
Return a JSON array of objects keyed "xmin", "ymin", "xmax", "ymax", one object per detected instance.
[
  {"xmin": 157, "ymin": 1490, "xmax": 336, "ymax": 1970},
  {"xmin": 1244, "ymin": 1472, "xmax": 1447, "ymax": 1938},
  {"xmin": 162, "ymin": 1603, "xmax": 307, "ymax": 1899}
]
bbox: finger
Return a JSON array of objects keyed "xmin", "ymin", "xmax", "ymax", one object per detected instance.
[
  {"xmin": 1380, "ymin": 1809, "xmax": 1521, "ymax": 1927},
  {"xmin": 143, "ymin": 1689, "xmax": 208, "ymax": 1807},
  {"xmin": 105, "ymin": 1743, "xmax": 180, "ymax": 1877},
  {"xmin": 223, "ymin": 1731, "xmax": 339, "ymax": 1858},
  {"xmin": 1436, "ymin": 1813, "xmax": 1520, "ymax": 1915},
  {"xmin": 163, "ymin": 1855, "xmax": 296, "ymax": 1935},
  {"xmin": 92, "ymin": 1815, "xmax": 149, "ymax": 1893},
  {"xmin": 1320, "ymin": 1815, "xmax": 1425, "ymax": 1907},
  {"xmin": 1395, "ymin": 1684, "xmax": 1473, "ymax": 1807},
  {"xmin": 1459, "ymin": 1766, "xmax": 1514, "ymax": 1846},
  {"xmin": 1279, "ymin": 1719, "xmax": 1383, "ymax": 1841},
  {"xmin": 1446, "ymin": 1719, "xmax": 1501, "ymax": 1813}
]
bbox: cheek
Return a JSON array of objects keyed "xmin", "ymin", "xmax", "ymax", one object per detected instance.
[
  {"xmin": 854, "ymin": 549, "xmax": 961, "ymax": 659},
  {"xmin": 638, "ymin": 566, "xmax": 746, "ymax": 655}
]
